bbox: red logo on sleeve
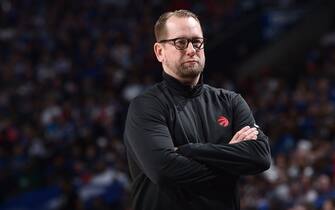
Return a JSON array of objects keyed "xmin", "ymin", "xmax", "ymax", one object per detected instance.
[{"xmin": 217, "ymin": 116, "xmax": 229, "ymax": 127}]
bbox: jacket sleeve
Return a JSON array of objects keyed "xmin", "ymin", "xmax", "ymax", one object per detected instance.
[
  {"xmin": 177, "ymin": 94, "xmax": 271, "ymax": 176},
  {"xmin": 124, "ymin": 95, "xmax": 218, "ymax": 186}
]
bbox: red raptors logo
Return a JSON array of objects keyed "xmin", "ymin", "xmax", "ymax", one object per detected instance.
[{"xmin": 217, "ymin": 116, "xmax": 229, "ymax": 127}]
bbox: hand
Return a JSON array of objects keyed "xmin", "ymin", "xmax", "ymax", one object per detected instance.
[{"xmin": 229, "ymin": 126, "xmax": 258, "ymax": 144}]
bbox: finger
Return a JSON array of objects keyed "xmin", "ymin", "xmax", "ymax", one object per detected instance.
[
  {"xmin": 238, "ymin": 126, "xmax": 250, "ymax": 133},
  {"xmin": 231, "ymin": 132, "xmax": 239, "ymax": 142},
  {"xmin": 243, "ymin": 134, "xmax": 257, "ymax": 140},
  {"xmin": 238, "ymin": 127, "xmax": 257, "ymax": 140},
  {"xmin": 242, "ymin": 129, "xmax": 258, "ymax": 139},
  {"xmin": 234, "ymin": 128, "xmax": 258, "ymax": 143},
  {"xmin": 232, "ymin": 126, "xmax": 250, "ymax": 141},
  {"xmin": 230, "ymin": 126, "xmax": 253, "ymax": 143},
  {"xmin": 231, "ymin": 133, "xmax": 240, "ymax": 141},
  {"xmin": 230, "ymin": 133, "xmax": 242, "ymax": 144},
  {"xmin": 231, "ymin": 134, "xmax": 257, "ymax": 144},
  {"xmin": 243, "ymin": 130, "xmax": 259, "ymax": 140},
  {"xmin": 244, "ymin": 127, "xmax": 257, "ymax": 135},
  {"xmin": 229, "ymin": 138, "xmax": 240, "ymax": 144}
]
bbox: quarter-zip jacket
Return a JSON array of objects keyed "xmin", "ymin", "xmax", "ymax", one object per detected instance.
[{"xmin": 124, "ymin": 72, "xmax": 271, "ymax": 210}]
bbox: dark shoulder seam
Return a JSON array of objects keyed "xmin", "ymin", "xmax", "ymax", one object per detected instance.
[
  {"xmin": 203, "ymin": 84, "xmax": 239, "ymax": 99},
  {"xmin": 131, "ymin": 82, "xmax": 168, "ymax": 110}
]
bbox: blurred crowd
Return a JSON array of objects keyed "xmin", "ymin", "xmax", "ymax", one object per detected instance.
[
  {"xmin": 0, "ymin": 0, "xmax": 333, "ymax": 210},
  {"xmin": 234, "ymin": 35, "xmax": 335, "ymax": 210}
]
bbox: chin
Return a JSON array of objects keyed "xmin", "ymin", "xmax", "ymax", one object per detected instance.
[{"xmin": 179, "ymin": 69, "xmax": 202, "ymax": 78}]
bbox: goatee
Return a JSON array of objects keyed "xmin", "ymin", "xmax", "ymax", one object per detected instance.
[{"xmin": 178, "ymin": 65, "xmax": 203, "ymax": 79}]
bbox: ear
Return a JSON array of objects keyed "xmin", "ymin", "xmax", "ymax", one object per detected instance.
[{"xmin": 154, "ymin": 42, "xmax": 164, "ymax": 63}]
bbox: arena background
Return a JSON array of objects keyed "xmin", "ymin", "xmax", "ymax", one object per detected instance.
[{"xmin": 0, "ymin": 0, "xmax": 335, "ymax": 209}]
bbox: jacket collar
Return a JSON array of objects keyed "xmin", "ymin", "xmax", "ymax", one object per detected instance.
[{"xmin": 162, "ymin": 71, "xmax": 204, "ymax": 98}]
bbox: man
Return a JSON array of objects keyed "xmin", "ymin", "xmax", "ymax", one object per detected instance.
[{"xmin": 124, "ymin": 9, "xmax": 271, "ymax": 210}]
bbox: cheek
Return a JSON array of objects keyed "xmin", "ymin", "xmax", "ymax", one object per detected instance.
[
  {"xmin": 199, "ymin": 50, "xmax": 205, "ymax": 58},
  {"xmin": 198, "ymin": 52, "xmax": 205, "ymax": 62},
  {"xmin": 167, "ymin": 52, "xmax": 181, "ymax": 63}
]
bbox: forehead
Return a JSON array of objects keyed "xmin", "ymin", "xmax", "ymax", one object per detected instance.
[{"xmin": 165, "ymin": 16, "xmax": 203, "ymax": 38}]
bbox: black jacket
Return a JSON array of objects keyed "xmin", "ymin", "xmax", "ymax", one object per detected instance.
[{"xmin": 124, "ymin": 72, "xmax": 271, "ymax": 210}]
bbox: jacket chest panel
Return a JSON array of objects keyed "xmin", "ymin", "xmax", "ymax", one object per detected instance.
[{"xmin": 167, "ymin": 96, "xmax": 233, "ymax": 145}]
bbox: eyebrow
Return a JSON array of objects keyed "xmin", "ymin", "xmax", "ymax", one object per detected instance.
[{"xmin": 170, "ymin": 36, "xmax": 204, "ymax": 40}]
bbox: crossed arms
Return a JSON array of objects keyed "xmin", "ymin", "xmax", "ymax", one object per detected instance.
[{"xmin": 124, "ymin": 94, "xmax": 271, "ymax": 186}]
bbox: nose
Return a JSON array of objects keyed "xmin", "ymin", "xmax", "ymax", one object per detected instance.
[{"xmin": 185, "ymin": 42, "xmax": 196, "ymax": 56}]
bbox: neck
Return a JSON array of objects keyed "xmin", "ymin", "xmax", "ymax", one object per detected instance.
[
  {"xmin": 163, "ymin": 70, "xmax": 200, "ymax": 87},
  {"xmin": 179, "ymin": 76, "xmax": 200, "ymax": 87}
]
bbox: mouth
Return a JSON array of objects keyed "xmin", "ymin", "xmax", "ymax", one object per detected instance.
[{"xmin": 183, "ymin": 60, "xmax": 198, "ymax": 64}]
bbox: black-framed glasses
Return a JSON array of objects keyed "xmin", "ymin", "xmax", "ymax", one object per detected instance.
[{"xmin": 158, "ymin": 37, "xmax": 205, "ymax": 50}]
